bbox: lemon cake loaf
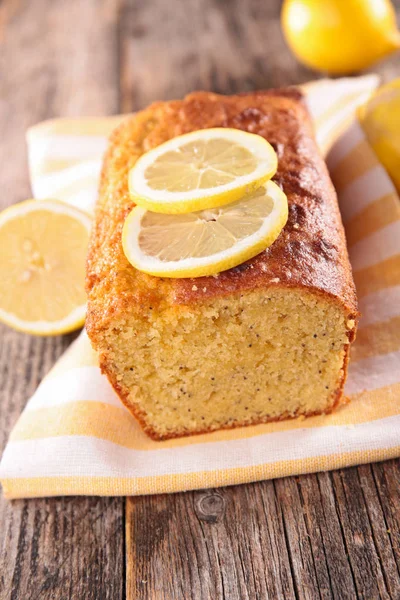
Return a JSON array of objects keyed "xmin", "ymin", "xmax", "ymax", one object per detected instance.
[{"xmin": 86, "ymin": 89, "xmax": 358, "ymax": 440}]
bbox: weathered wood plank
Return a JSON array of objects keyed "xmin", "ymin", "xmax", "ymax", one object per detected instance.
[
  {"xmin": 126, "ymin": 485, "xmax": 298, "ymax": 600},
  {"xmin": 119, "ymin": 0, "xmax": 314, "ymax": 112},
  {"xmin": 309, "ymin": 472, "xmax": 358, "ymax": 598},
  {"xmin": 275, "ymin": 476, "xmax": 331, "ymax": 600},
  {"xmin": 357, "ymin": 464, "xmax": 400, "ymax": 598},
  {"xmin": 331, "ymin": 467, "xmax": 393, "ymax": 599},
  {"xmin": 372, "ymin": 460, "xmax": 400, "ymax": 576},
  {"xmin": 1, "ymin": 495, "xmax": 124, "ymax": 600},
  {"xmin": 126, "ymin": 467, "xmax": 400, "ymax": 600},
  {"xmin": 0, "ymin": 1, "xmax": 124, "ymax": 599}
]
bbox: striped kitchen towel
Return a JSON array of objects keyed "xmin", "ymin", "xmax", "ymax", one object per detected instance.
[{"xmin": 2, "ymin": 74, "xmax": 400, "ymax": 499}]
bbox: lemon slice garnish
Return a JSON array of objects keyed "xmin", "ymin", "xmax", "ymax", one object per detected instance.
[
  {"xmin": 358, "ymin": 77, "xmax": 400, "ymax": 193},
  {"xmin": 0, "ymin": 199, "xmax": 91, "ymax": 335},
  {"xmin": 122, "ymin": 180, "xmax": 288, "ymax": 278},
  {"xmin": 128, "ymin": 128, "xmax": 278, "ymax": 214}
]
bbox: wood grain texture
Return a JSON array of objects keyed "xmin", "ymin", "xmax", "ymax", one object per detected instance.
[
  {"xmin": 126, "ymin": 469, "xmax": 400, "ymax": 600},
  {"xmin": 126, "ymin": 486, "xmax": 297, "ymax": 600},
  {"xmin": 119, "ymin": 0, "xmax": 315, "ymax": 112},
  {"xmin": 1, "ymin": 0, "xmax": 400, "ymax": 599},
  {"xmin": 0, "ymin": 1, "xmax": 124, "ymax": 599}
]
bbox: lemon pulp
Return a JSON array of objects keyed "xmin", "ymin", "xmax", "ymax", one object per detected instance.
[
  {"xmin": 145, "ymin": 138, "xmax": 258, "ymax": 191},
  {"xmin": 129, "ymin": 128, "xmax": 278, "ymax": 214},
  {"xmin": 0, "ymin": 200, "xmax": 91, "ymax": 335},
  {"xmin": 122, "ymin": 180, "xmax": 288, "ymax": 278}
]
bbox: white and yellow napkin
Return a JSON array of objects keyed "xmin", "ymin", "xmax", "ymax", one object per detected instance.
[{"xmin": 1, "ymin": 75, "xmax": 400, "ymax": 499}]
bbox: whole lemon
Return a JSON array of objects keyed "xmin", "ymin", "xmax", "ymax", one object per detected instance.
[{"xmin": 282, "ymin": 0, "xmax": 400, "ymax": 74}]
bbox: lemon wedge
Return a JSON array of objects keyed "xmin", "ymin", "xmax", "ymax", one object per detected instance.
[
  {"xmin": 128, "ymin": 128, "xmax": 278, "ymax": 214},
  {"xmin": 282, "ymin": 0, "xmax": 400, "ymax": 75},
  {"xmin": 358, "ymin": 78, "xmax": 400, "ymax": 192},
  {"xmin": 0, "ymin": 199, "xmax": 91, "ymax": 335},
  {"xmin": 122, "ymin": 180, "xmax": 288, "ymax": 278}
]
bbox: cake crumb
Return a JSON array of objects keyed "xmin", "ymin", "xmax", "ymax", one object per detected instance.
[
  {"xmin": 270, "ymin": 277, "xmax": 280, "ymax": 283},
  {"xmin": 203, "ymin": 287, "xmax": 207, "ymax": 292},
  {"xmin": 192, "ymin": 285, "xmax": 198, "ymax": 291},
  {"xmin": 293, "ymin": 223, "xmax": 300, "ymax": 229},
  {"xmin": 20, "ymin": 270, "xmax": 32, "ymax": 282}
]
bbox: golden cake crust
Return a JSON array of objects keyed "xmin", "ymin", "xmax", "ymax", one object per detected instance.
[{"xmin": 86, "ymin": 89, "xmax": 357, "ymax": 326}]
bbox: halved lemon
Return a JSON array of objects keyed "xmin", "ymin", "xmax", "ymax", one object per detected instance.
[
  {"xmin": 0, "ymin": 199, "xmax": 91, "ymax": 335},
  {"xmin": 358, "ymin": 78, "xmax": 400, "ymax": 192},
  {"xmin": 122, "ymin": 180, "xmax": 288, "ymax": 278},
  {"xmin": 128, "ymin": 128, "xmax": 278, "ymax": 214}
]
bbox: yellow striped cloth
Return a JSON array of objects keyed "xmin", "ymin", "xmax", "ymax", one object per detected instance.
[{"xmin": 2, "ymin": 75, "xmax": 400, "ymax": 499}]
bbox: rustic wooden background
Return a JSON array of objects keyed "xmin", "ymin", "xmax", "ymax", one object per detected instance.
[{"xmin": 1, "ymin": 1, "xmax": 400, "ymax": 598}]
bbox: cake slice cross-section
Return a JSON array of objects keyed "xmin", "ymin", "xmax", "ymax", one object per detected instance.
[{"xmin": 86, "ymin": 89, "xmax": 358, "ymax": 440}]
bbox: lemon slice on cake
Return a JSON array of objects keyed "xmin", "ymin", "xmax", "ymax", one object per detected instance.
[
  {"xmin": 122, "ymin": 180, "xmax": 288, "ymax": 278},
  {"xmin": 128, "ymin": 128, "xmax": 278, "ymax": 214},
  {"xmin": 0, "ymin": 199, "xmax": 91, "ymax": 335}
]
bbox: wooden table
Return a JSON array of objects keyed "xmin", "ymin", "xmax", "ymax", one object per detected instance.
[{"xmin": 1, "ymin": 1, "xmax": 400, "ymax": 598}]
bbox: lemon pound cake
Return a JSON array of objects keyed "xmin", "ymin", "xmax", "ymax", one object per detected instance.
[{"xmin": 86, "ymin": 89, "xmax": 358, "ymax": 440}]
